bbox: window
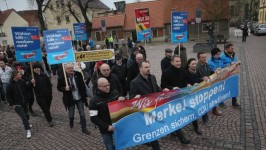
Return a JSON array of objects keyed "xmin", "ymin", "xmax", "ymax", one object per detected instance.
[
  {"xmin": 112, "ymin": 30, "xmax": 117, "ymax": 38},
  {"xmin": 65, "ymin": 16, "xmax": 70, "ymax": 23},
  {"xmin": 56, "ymin": 16, "xmax": 61, "ymax": 24},
  {"xmin": 152, "ymin": 29, "xmax": 158, "ymax": 38},
  {"xmin": 96, "ymin": 32, "xmax": 102, "ymax": 41}
]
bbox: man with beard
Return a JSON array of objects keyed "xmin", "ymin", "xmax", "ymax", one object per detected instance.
[
  {"xmin": 220, "ymin": 43, "xmax": 240, "ymax": 108},
  {"xmin": 129, "ymin": 60, "xmax": 169, "ymax": 150}
]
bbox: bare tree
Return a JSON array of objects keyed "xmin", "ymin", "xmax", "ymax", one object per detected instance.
[
  {"xmin": 27, "ymin": 0, "xmax": 48, "ymax": 36},
  {"xmin": 201, "ymin": 0, "xmax": 230, "ymax": 22}
]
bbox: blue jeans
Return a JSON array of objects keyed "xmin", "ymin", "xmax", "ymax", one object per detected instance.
[
  {"xmin": 102, "ymin": 133, "xmax": 115, "ymax": 150},
  {"xmin": 68, "ymin": 100, "xmax": 86, "ymax": 129}
]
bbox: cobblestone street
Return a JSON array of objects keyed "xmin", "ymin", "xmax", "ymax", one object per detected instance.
[{"xmin": 0, "ymin": 28, "xmax": 266, "ymax": 150}]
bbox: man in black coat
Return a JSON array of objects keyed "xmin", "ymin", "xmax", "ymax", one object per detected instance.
[
  {"xmin": 30, "ymin": 63, "xmax": 54, "ymax": 127},
  {"xmin": 89, "ymin": 78, "xmax": 119, "ymax": 150},
  {"xmin": 161, "ymin": 48, "xmax": 173, "ymax": 72},
  {"xmin": 92, "ymin": 63, "xmax": 125, "ymax": 101},
  {"xmin": 160, "ymin": 55, "xmax": 190, "ymax": 144},
  {"xmin": 57, "ymin": 63, "xmax": 90, "ymax": 134},
  {"xmin": 127, "ymin": 53, "xmax": 144, "ymax": 91},
  {"xmin": 136, "ymin": 41, "xmax": 146, "ymax": 59},
  {"xmin": 129, "ymin": 60, "xmax": 169, "ymax": 150}
]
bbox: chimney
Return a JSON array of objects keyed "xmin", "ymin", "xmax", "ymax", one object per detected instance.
[{"xmin": 114, "ymin": 1, "xmax": 126, "ymax": 12}]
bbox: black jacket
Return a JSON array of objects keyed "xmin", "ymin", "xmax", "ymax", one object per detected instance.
[
  {"xmin": 6, "ymin": 79, "xmax": 28, "ymax": 106},
  {"xmin": 92, "ymin": 73, "xmax": 123, "ymax": 97},
  {"xmin": 161, "ymin": 65, "xmax": 188, "ymax": 89},
  {"xmin": 29, "ymin": 72, "xmax": 52, "ymax": 97},
  {"xmin": 111, "ymin": 63, "xmax": 127, "ymax": 82},
  {"xmin": 129, "ymin": 73, "xmax": 161, "ymax": 99},
  {"xmin": 161, "ymin": 56, "xmax": 171, "ymax": 72},
  {"xmin": 89, "ymin": 90, "xmax": 118, "ymax": 134},
  {"xmin": 57, "ymin": 71, "xmax": 88, "ymax": 108},
  {"xmin": 196, "ymin": 63, "xmax": 213, "ymax": 77},
  {"xmin": 185, "ymin": 69, "xmax": 203, "ymax": 85}
]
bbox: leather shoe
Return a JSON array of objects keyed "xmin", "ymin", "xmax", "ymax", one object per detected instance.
[
  {"xmin": 176, "ymin": 131, "xmax": 190, "ymax": 144},
  {"xmin": 69, "ymin": 121, "xmax": 73, "ymax": 129},
  {"xmin": 82, "ymin": 129, "xmax": 90, "ymax": 135},
  {"xmin": 212, "ymin": 107, "xmax": 222, "ymax": 116},
  {"xmin": 194, "ymin": 128, "xmax": 202, "ymax": 135}
]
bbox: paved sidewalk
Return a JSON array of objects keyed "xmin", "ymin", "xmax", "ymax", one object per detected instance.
[{"xmin": 0, "ymin": 28, "xmax": 265, "ymax": 150}]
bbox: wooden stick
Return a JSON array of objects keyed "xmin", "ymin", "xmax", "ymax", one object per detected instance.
[
  {"xmin": 30, "ymin": 62, "xmax": 35, "ymax": 87},
  {"xmin": 62, "ymin": 63, "xmax": 69, "ymax": 87}
]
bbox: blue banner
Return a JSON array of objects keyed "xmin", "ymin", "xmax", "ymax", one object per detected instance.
[
  {"xmin": 11, "ymin": 27, "xmax": 42, "ymax": 62},
  {"xmin": 171, "ymin": 11, "xmax": 188, "ymax": 43},
  {"xmin": 73, "ymin": 23, "xmax": 87, "ymax": 41},
  {"xmin": 43, "ymin": 29, "xmax": 75, "ymax": 65},
  {"xmin": 114, "ymin": 75, "xmax": 239, "ymax": 150}
]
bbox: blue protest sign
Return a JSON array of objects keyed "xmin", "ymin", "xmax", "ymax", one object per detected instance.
[
  {"xmin": 11, "ymin": 27, "xmax": 42, "ymax": 62},
  {"xmin": 113, "ymin": 75, "xmax": 239, "ymax": 150},
  {"xmin": 43, "ymin": 29, "xmax": 75, "ymax": 65},
  {"xmin": 171, "ymin": 11, "xmax": 188, "ymax": 43},
  {"xmin": 73, "ymin": 23, "xmax": 87, "ymax": 41}
]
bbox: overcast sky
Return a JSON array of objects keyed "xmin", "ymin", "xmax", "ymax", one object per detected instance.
[{"xmin": 0, "ymin": 0, "xmax": 154, "ymax": 11}]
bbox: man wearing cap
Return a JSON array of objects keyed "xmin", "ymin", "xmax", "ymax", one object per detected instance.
[
  {"xmin": 127, "ymin": 47, "xmax": 140, "ymax": 68},
  {"xmin": 161, "ymin": 48, "xmax": 173, "ymax": 72}
]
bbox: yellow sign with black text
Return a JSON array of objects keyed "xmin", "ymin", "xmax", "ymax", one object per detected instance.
[{"xmin": 75, "ymin": 49, "xmax": 115, "ymax": 62}]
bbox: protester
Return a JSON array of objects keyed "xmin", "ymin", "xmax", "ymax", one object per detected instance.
[
  {"xmin": 129, "ymin": 60, "xmax": 169, "ymax": 149},
  {"xmin": 0, "ymin": 59, "xmax": 12, "ymax": 104},
  {"xmin": 160, "ymin": 55, "xmax": 191, "ymax": 144},
  {"xmin": 119, "ymin": 39, "xmax": 130, "ymax": 65},
  {"xmin": 185, "ymin": 58, "xmax": 203, "ymax": 135},
  {"xmin": 6, "ymin": 70, "xmax": 31, "ymax": 139},
  {"xmin": 161, "ymin": 48, "xmax": 173, "ymax": 72},
  {"xmin": 220, "ymin": 43, "xmax": 240, "ymax": 108},
  {"xmin": 207, "ymin": 22, "xmax": 215, "ymax": 48},
  {"xmin": 57, "ymin": 63, "xmax": 90, "ymax": 134},
  {"xmin": 127, "ymin": 37, "xmax": 133, "ymax": 49},
  {"xmin": 108, "ymin": 35, "xmax": 114, "ymax": 49},
  {"xmin": 30, "ymin": 63, "xmax": 54, "ymax": 127},
  {"xmin": 111, "ymin": 55, "xmax": 127, "ymax": 96},
  {"xmin": 197, "ymin": 52, "xmax": 222, "ymax": 118},
  {"xmin": 127, "ymin": 53, "xmax": 144, "ymax": 91},
  {"xmin": 92, "ymin": 63, "xmax": 124, "ymax": 100},
  {"xmin": 174, "ymin": 43, "xmax": 187, "ymax": 68},
  {"xmin": 89, "ymin": 78, "xmax": 119, "ymax": 150},
  {"xmin": 127, "ymin": 47, "xmax": 140, "ymax": 68},
  {"xmin": 241, "ymin": 24, "xmax": 248, "ymax": 42},
  {"xmin": 136, "ymin": 41, "xmax": 146, "ymax": 59}
]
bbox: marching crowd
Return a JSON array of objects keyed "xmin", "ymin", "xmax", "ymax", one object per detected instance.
[{"xmin": 0, "ymin": 39, "xmax": 240, "ymax": 150}]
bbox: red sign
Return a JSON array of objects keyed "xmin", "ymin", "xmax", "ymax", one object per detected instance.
[{"xmin": 135, "ymin": 8, "xmax": 150, "ymax": 32}]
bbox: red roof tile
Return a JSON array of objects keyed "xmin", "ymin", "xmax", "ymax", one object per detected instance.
[
  {"xmin": 18, "ymin": 10, "xmax": 39, "ymax": 26},
  {"xmin": 92, "ymin": 14, "xmax": 125, "ymax": 29},
  {"xmin": 124, "ymin": 1, "xmax": 164, "ymax": 31},
  {"xmin": 0, "ymin": 9, "xmax": 14, "ymax": 25}
]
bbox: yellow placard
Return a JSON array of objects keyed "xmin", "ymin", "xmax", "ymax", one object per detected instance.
[{"xmin": 75, "ymin": 49, "xmax": 115, "ymax": 62}]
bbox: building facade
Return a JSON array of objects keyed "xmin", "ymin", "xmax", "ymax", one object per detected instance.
[
  {"xmin": 0, "ymin": 9, "xmax": 29, "ymax": 46},
  {"xmin": 259, "ymin": 0, "xmax": 266, "ymax": 23},
  {"xmin": 43, "ymin": 0, "xmax": 109, "ymax": 39}
]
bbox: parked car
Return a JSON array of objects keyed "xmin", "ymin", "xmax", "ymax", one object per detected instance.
[
  {"xmin": 254, "ymin": 24, "xmax": 266, "ymax": 35},
  {"xmin": 250, "ymin": 23, "xmax": 259, "ymax": 33}
]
